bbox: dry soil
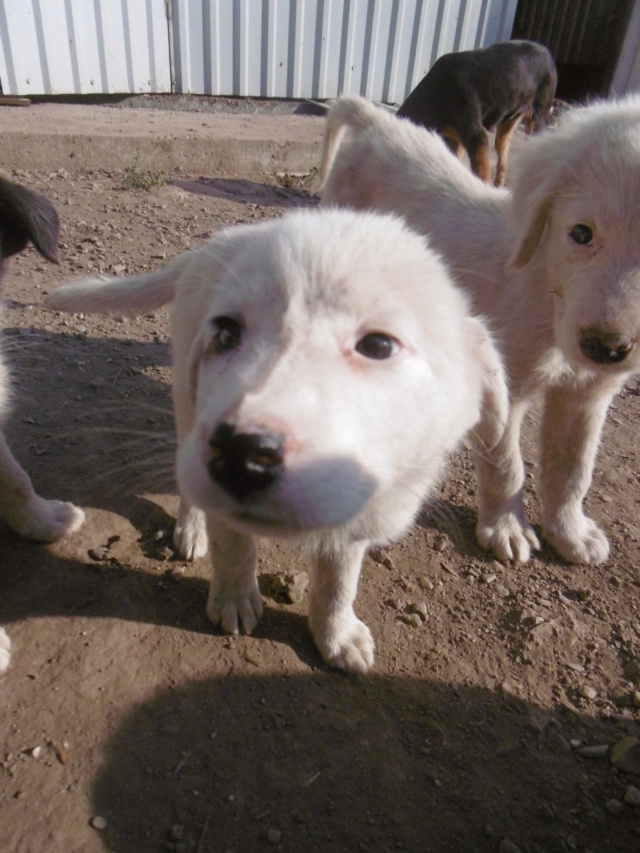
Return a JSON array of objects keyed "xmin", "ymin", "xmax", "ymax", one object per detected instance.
[{"xmin": 1, "ymin": 100, "xmax": 640, "ymax": 853}]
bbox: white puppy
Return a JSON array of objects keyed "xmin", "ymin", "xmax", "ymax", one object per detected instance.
[
  {"xmin": 0, "ymin": 177, "xmax": 85, "ymax": 544},
  {"xmin": 46, "ymin": 209, "xmax": 508, "ymax": 673},
  {"xmin": 0, "ymin": 176, "xmax": 85, "ymax": 675},
  {"xmin": 317, "ymin": 95, "xmax": 640, "ymax": 567}
]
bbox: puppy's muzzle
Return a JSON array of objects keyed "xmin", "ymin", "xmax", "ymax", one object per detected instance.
[
  {"xmin": 208, "ymin": 423, "xmax": 284, "ymax": 501},
  {"xmin": 579, "ymin": 329, "xmax": 634, "ymax": 365}
]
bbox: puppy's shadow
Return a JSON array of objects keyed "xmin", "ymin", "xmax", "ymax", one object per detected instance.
[
  {"xmin": 0, "ymin": 529, "xmax": 322, "ymax": 669},
  {"xmin": 170, "ymin": 176, "xmax": 318, "ymax": 209},
  {"xmin": 89, "ymin": 671, "xmax": 633, "ymax": 852},
  {"xmin": 4, "ymin": 326, "xmax": 177, "ymax": 522}
]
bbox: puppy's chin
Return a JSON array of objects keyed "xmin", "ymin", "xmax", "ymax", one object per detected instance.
[{"xmin": 177, "ymin": 443, "xmax": 379, "ymax": 537}]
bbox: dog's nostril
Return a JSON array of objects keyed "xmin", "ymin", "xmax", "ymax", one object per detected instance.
[
  {"xmin": 208, "ymin": 423, "xmax": 284, "ymax": 500},
  {"xmin": 579, "ymin": 332, "xmax": 634, "ymax": 365}
]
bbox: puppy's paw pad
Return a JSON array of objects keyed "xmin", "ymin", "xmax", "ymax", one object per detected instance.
[
  {"xmin": 174, "ymin": 513, "xmax": 208, "ymax": 560},
  {"xmin": 477, "ymin": 515, "xmax": 540, "ymax": 564},
  {"xmin": 0, "ymin": 627, "xmax": 11, "ymax": 674},
  {"xmin": 317, "ymin": 619, "xmax": 375, "ymax": 674},
  {"xmin": 544, "ymin": 517, "xmax": 609, "ymax": 565},
  {"xmin": 13, "ymin": 498, "xmax": 85, "ymax": 542},
  {"xmin": 207, "ymin": 584, "xmax": 263, "ymax": 635}
]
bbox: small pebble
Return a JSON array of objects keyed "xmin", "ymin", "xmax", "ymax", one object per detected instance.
[
  {"xmin": 30, "ymin": 746, "xmax": 41, "ymax": 759},
  {"xmin": 605, "ymin": 799, "xmax": 623, "ymax": 816},
  {"xmin": 624, "ymin": 660, "xmax": 640, "ymax": 682},
  {"xmin": 407, "ymin": 601, "xmax": 428, "ymax": 620},
  {"xmin": 267, "ymin": 828, "xmax": 282, "ymax": 844},
  {"xmin": 170, "ymin": 565, "xmax": 186, "ymax": 581},
  {"xmin": 91, "ymin": 816, "xmax": 108, "ymax": 830},
  {"xmin": 611, "ymin": 736, "xmax": 640, "ymax": 774},
  {"xmin": 398, "ymin": 613, "xmax": 422, "ymax": 628},
  {"xmin": 624, "ymin": 786, "xmax": 640, "ymax": 806},
  {"xmin": 480, "ymin": 572, "xmax": 496, "ymax": 584},
  {"xmin": 89, "ymin": 546, "xmax": 109, "ymax": 561},
  {"xmin": 578, "ymin": 684, "xmax": 597, "ymax": 700},
  {"xmin": 633, "ymin": 690, "xmax": 640, "ymax": 708},
  {"xmin": 418, "ymin": 576, "xmax": 434, "ymax": 592},
  {"xmin": 171, "ymin": 825, "xmax": 184, "ymax": 841},
  {"xmin": 495, "ymin": 584, "xmax": 510, "ymax": 598},
  {"xmin": 576, "ymin": 744, "xmax": 609, "ymax": 759}
]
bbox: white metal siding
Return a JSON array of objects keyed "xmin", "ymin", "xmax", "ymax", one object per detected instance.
[
  {"xmin": 171, "ymin": 0, "xmax": 518, "ymax": 102},
  {"xmin": 0, "ymin": 0, "xmax": 519, "ymax": 100},
  {"xmin": 0, "ymin": 0, "xmax": 171, "ymax": 95}
]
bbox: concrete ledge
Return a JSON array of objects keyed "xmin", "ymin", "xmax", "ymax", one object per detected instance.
[{"xmin": 0, "ymin": 103, "xmax": 326, "ymax": 174}]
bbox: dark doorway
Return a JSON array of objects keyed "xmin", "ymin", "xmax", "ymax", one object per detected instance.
[{"xmin": 512, "ymin": 0, "xmax": 634, "ymax": 101}]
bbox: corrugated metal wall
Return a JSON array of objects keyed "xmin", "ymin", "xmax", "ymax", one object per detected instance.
[
  {"xmin": 0, "ymin": 0, "xmax": 171, "ymax": 95},
  {"xmin": 613, "ymin": 0, "xmax": 640, "ymax": 93},
  {"xmin": 0, "ymin": 0, "xmax": 518, "ymax": 102},
  {"xmin": 171, "ymin": 0, "xmax": 518, "ymax": 103},
  {"xmin": 513, "ymin": 0, "xmax": 625, "ymax": 67}
]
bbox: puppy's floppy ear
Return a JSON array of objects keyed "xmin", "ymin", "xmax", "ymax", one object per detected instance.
[
  {"xmin": 0, "ymin": 176, "xmax": 60, "ymax": 263},
  {"xmin": 507, "ymin": 132, "xmax": 567, "ymax": 269},
  {"xmin": 465, "ymin": 317, "xmax": 509, "ymax": 453}
]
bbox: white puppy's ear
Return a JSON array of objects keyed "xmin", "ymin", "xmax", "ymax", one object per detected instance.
[
  {"xmin": 507, "ymin": 134, "xmax": 566, "ymax": 269},
  {"xmin": 465, "ymin": 317, "xmax": 509, "ymax": 452}
]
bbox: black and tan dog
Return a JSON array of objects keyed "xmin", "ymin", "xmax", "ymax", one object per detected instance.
[
  {"xmin": 0, "ymin": 175, "xmax": 85, "ymax": 543},
  {"xmin": 397, "ymin": 40, "xmax": 557, "ymax": 187}
]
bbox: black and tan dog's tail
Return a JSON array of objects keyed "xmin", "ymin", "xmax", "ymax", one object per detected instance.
[
  {"xmin": 45, "ymin": 251, "xmax": 193, "ymax": 317},
  {"xmin": 315, "ymin": 96, "xmax": 387, "ymax": 192}
]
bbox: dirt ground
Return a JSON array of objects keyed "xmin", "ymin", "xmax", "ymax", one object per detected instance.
[{"xmin": 1, "ymin": 103, "xmax": 640, "ymax": 853}]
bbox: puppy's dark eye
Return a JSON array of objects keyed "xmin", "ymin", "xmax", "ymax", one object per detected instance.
[
  {"xmin": 211, "ymin": 316, "xmax": 243, "ymax": 353},
  {"xmin": 355, "ymin": 332, "xmax": 400, "ymax": 360},
  {"xmin": 570, "ymin": 224, "xmax": 593, "ymax": 245}
]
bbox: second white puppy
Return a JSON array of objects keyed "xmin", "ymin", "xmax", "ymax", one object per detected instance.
[{"xmin": 46, "ymin": 209, "xmax": 507, "ymax": 673}]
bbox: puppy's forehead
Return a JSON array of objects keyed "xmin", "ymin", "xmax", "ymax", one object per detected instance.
[
  {"xmin": 557, "ymin": 114, "xmax": 640, "ymax": 222},
  {"xmin": 197, "ymin": 211, "xmax": 466, "ymax": 347}
]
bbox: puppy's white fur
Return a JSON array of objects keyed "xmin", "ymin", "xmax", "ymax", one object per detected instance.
[
  {"xmin": 46, "ymin": 209, "xmax": 507, "ymax": 672},
  {"xmin": 0, "ymin": 350, "xmax": 85, "ymax": 545},
  {"xmin": 317, "ymin": 95, "xmax": 640, "ymax": 566}
]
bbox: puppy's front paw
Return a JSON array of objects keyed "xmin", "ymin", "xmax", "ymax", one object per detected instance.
[
  {"xmin": 174, "ymin": 506, "xmax": 208, "ymax": 560},
  {"xmin": 0, "ymin": 627, "xmax": 11, "ymax": 674},
  {"xmin": 312, "ymin": 614, "xmax": 375, "ymax": 674},
  {"xmin": 477, "ymin": 510, "xmax": 540, "ymax": 564},
  {"xmin": 543, "ymin": 513, "xmax": 610, "ymax": 565},
  {"xmin": 10, "ymin": 496, "xmax": 85, "ymax": 542},
  {"xmin": 206, "ymin": 576, "xmax": 263, "ymax": 635}
]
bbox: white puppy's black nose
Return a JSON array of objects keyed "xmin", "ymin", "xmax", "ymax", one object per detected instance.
[
  {"xmin": 579, "ymin": 329, "xmax": 634, "ymax": 365},
  {"xmin": 208, "ymin": 423, "xmax": 284, "ymax": 500}
]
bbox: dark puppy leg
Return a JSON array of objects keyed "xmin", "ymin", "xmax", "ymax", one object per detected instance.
[
  {"xmin": 494, "ymin": 113, "xmax": 524, "ymax": 187},
  {"xmin": 465, "ymin": 127, "xmax": 492, "ymax": 182}
]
